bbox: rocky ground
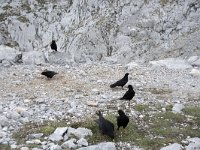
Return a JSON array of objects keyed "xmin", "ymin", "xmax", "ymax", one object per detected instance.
[{"xmin": 0, "ymin": 61, "xmax": 200, "ymax": 150}]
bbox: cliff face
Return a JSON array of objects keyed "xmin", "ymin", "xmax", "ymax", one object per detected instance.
[{"xmin": 0, "ymin": 0, "xmax": 200, "ymax": 64}]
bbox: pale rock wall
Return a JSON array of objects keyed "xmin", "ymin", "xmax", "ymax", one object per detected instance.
[{"xmin": 0, "ymin": 0, "xmax": 200, "ymax": 64}]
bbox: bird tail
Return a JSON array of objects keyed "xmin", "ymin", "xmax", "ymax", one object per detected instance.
[
  {"xmin": 119, "ymin": 97, "xmax": 124, "ymax": 100},
  {"xmin": 110, "ymin": 83, "xmax": 116, "ymax": 88}
]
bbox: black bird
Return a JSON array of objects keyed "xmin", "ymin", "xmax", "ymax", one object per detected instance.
[
  {"xmin": 110, "ymin": 73, "xmax": 129, "ymax": 88},
  {"xmin": 117, "ymin": 110, "xmax": 129, "ymax": 130},
  {"xmin": 120, "ymin": 85, "xmax": 135, "ymax": 106},
  {"xmin": 95, "ymin": 111, "xmax": 115, "ymax": 139},
  {"xmin": 50, "ymin": 40, "xmax": 57, "ymax": 51},
  {"xmin": 41, "ymin": 70, "xmax": 58, "ymax": 78}
]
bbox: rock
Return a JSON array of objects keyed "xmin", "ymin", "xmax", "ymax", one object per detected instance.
[
  {"xmin": 188, "ymin": 56, "xmax": 200, "ymax": 67},
  {"xmin": 50, "ymin": 145, "xmax": 62, "ymax": 150},
  {"xmin": 28, "ymin": 133, "xmax": 44, "ymax": 139},
  {"xmin": 77, "ymin": 138, "xmax": 88, "ymax": 147},
  {"xmin": 0, "ymin": 45, "xmax": 22, "ymax": 63},
  {"xmin": 150, "ymin": 58, "xmax": 192, "ymax": 69},
  {"xmin": 61, "ymin": 138, "xmax": 77, "ymax": 149},
  {"xmin": 22, "ymin": 51, "xmax": 47, "ymax": 65},
  {"xmin": 172, "ymin": 104, "xmax": 185, "ymax": 113},
  {"xmin": 185, "ymin": 138, "xmax": 200, "ymax": 150},
  {"xmin": 49, "ymin": 127, "xmax": 68, "ymax": 142},
  {"xmin": 20, "ymin": 147, "xmax": 30, "ymax": 150},
  {"xmin": 160, "ymin": 143, "xmax": 183, "ymax": 150},
  {"xmin": 189, "ymin": 69, "xmax": 200, "ymax": 77},
  {"xmin": 125, "ymin": 61, "xmax": 139, "ymax": 70},
  {"xmin": 78, "ymin": 142, "xmax": 116, "ymax": 150},
  {"xmin": 15, "ymin": 107, "xmax": 27, "ymax": 114},
  {"xmin": 0, "ymin": 116, "xmax": 9, "ymax": 127},
  {"xmin": 87, "ymin": 101, "xmax": 98, "ymax": 107},
  {"xmin": 10, "ymin": 144, "xmax": 17, "ymax": 149},
  {"xmin": 26, "ymin": 139, "xmax": 41, "ymax": 145},
  {"xmin": 6, "ymin": 111, "xmax": 21, "ymax": 119},
  {"xmin": 71, "ymin": 127, "xmax": 93, "ymax": 139},
  {"xmin": 0, "ymin": 131, "xmax": 6, "ymax": 138},
  {"xmin": 91, "ymin": 89, "xmax": 100, "ymax": 95}
]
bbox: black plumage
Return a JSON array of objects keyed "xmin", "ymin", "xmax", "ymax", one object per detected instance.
[
  {"xmin": 120, "ymin": 85, "xmax": 135, "ymax": 106},
  {"xmin": 50, "ymin": 40, "xmax": 57, "ymax": 51},
  {"xmin": 95, "ymin": 111, "xmax": 115, "ymax": 139},
  {"xmin": 117, "ymin": 110, "xmax": 129, "ymax": 130},
  {"xmin": 110, "ymin": 73, "xmax": 129, "ymax": 88},
  {"xmin": 41, "ymin": 70, "xmax": 58, "ymax": 78}
]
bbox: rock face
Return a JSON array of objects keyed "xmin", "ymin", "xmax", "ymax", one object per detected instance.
[{"xmin": 0, "ymin": 0, "xmax": 200, "ymax": 64}]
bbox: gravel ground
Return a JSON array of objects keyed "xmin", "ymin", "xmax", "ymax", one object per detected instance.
[{"xmin": 0, "ymin": 62, "xmax": 200, "ymax": 149}]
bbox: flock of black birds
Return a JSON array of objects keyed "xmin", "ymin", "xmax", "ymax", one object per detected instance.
[{"xmin": 41, "ymin": 41, "xmax": 135, "ymax": 140}]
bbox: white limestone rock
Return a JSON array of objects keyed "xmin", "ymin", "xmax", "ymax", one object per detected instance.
[
  {"xmin": 150, "ymin": 58, "xmax": 192, "ymax": 69},
  {"xmin": 77, "ymin": 138, "xmax": 88, "ymax": 147},
  {"xmin": 185, "ymin": 138, "xmax": 200, "ymax": 150},
  {"xmin": 61, "ymin": 138, "xmax": 77, "ymax": 149},
  {"xmin": 160, "ymin": 143, "xmax": 183, "ymax": 150},
  {"xmin": 49, "ymin": 127, "xmax": 68, "ymax": 142},
  {"xmin": 22, "ymin": 51, "xmax": 47, "ymax": 65},
  {"xmin": 172, "ymin": 104, "xmax": 185, "ymax": 113},
  {"xmin": 78, "ymin": 142, "xmax": 116, "ymax": 150},
  {"xmin": 0, "ymin": 45, "xmax": 21, "ymax": 63}
]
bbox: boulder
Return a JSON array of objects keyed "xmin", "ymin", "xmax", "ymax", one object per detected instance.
[
  {"xmin": 0, "ymin": 45, "xmax": 22, "ymax": 63},
  {"xmin": 49, "ymin": 127, "xmax": 68, "ymax": 142},
  {"xmin": 61, "ymin": 138, "xmax": 77, "ymax": 149},
  {"xmin": 150, "ymin": 58, "xmax": 192, "ymax": 69},
  {"xmin": 22, "ymin": 51, "xmax": 47, "ymax": 65},
  {"xmin": 185, "ymin": 138, "xmax": 200, "ymax": 150}
]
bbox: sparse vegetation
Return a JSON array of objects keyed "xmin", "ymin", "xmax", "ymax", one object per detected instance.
[
  {"xmin": 0, "ymin": 144, "xmax": 11, "ymax": 150},
  {"xmin": 160, "ymin": 0, "xmax": 170, "ymax": 6},
  {"xmin": 17, "ymin": 16, "xmax": 29, "ymax": 23},
  {"xmin": 134, "ymin": 104, "xmax": 151, "ymax": 112},
  {"xmin": 13, "ymin": 106, "xmax": 200, "ymax": 150}
]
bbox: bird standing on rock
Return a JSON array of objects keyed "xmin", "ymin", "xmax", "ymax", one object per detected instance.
[
  {"xmin": 50, "ymin": 40, "xmax": 57, "ymax": 51},
  {"xmin": 110, "ymin": 73, "xmax": 129, "ymax": 88},
  {"xmin": 41, "ymin": 70, "xmax": 58, "ymax": 79},
  {"xmin": 120, "ymin": 85, "xmax": 135, "ymax": 106},
  {"xmin": 117, "ymin": 110, "xmax": 129, "ymax": 130},
  {"xmin": 95, "ymin": 111, "xmax": 115, "ymax": 139}
]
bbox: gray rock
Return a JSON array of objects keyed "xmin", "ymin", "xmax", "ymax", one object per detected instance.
[
  {"xmin": 0, "ymin": 116, "xmax": 9, "ymax": 127},
  {"xmin": 185, "ymin": 138, "xmax": 200, "ymax": 150},
  {"xmin": 50, "ymin": 145, "xmax": 62, "ymax": 150},
  {"xmin": 160, "ymin": 143, "xmax": 183, "ymax": 150},
  {"xmin": 20, "ymin": 147, "xmax": 30, "ymax": 150},
  {"xmin": 6, "ymin": 111, "xmax": 21, "ymax": 119},
  {"xmin": 77, "ymin": 138, "xmax": 88, "ymax": 147},
  {"xmin": 28, "ymin": 133, "xmax": 44, "ymax": 139},
  {"xmin": 67, "ymin": 127, "xmax": 93, "ymax": 139},
  {"xmin": 150, "ymin": 58, "xmax": 192, "ymax": 70},
  {"xmin": 188, "ymin": 56, "xmax": 200, "ymax": 67},
  {"xmin": 22, "ymin": 51, "xmax": 47, "ymax": 65},
  {"xmin": 78, "ymin": 142, "xmax": 116, "ymax": 150},
  {"xmin": 172, "ymin": 104, "xmax": 185, "ymax": 113},
  {"xmin": 49, "ymin": 127, "xmax": 68, "ymax": 142},
  {"xmin": 61, "ymin": 138, "xmax": 77, "ymax": 149},
  {"xmin": 0, "ymin": 45, "xmax": 22, "ymax": 63}
]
